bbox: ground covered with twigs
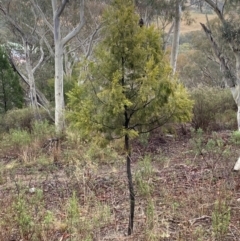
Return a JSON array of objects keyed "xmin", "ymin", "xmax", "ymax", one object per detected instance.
[{"xmin": 0, "ymin": 126, "xmax": 240, "ymax": 241}]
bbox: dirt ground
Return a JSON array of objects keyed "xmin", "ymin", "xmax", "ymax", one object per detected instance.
[{"xmin": 1, "ymin": 127, "xmax": 240, "ymax": 240}]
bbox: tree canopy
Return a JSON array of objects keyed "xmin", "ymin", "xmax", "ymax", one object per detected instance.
[
  {"xmin": 67, "ymin": 0, "xmax": 193, "ymax": 234},
  {"xmin": 67, "ymin": 0, "xmax": 193, "ymax": 143},
  {"xmin": 0, "ymin": 46, "xmax": 23, "ymax": 113}
]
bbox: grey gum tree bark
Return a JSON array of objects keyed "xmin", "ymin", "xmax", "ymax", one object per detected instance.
[
  {"xmin": 33, "ymin": 0, "xmax": 85, "ymax": 133},
  {"xmin": 170, "ymin": 0, "xmax": 182, "ymax": 74},
  {"xmin": 201, "ymin": 0, "xmax": 240, "ymax": 130},
  {"xmin": 201, "ymin": 0, "xmax": 240, "ymax": 170},
  {"xmin": 52, "ymin": 0, "xmax": 85, "ymax": 133},
  {"xmin": 0, "ymin": 3, "xmax": 48, "ymax": 115}
]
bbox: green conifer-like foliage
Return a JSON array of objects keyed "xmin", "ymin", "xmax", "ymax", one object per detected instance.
[
  {"xmin": 67, "ymin": 0, "xmax": 193, "ymax": 235},
  {"xmin": 0, "ymin": 47, "xmax": 23, "ymax": 113},
  {"xmin": 67, "ymin": 0, "xmax": 192, "ymax": 141}
]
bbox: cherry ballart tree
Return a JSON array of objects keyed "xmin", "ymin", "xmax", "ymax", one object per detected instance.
[{"xmin": 67, "ymin": 0, "xmax": 193, "ymax": 235}]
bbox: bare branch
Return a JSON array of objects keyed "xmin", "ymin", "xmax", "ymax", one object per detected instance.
[
  {"xmin": 0, "ymin": 5, "xmax": 25, "ymax": 37},
  {"xmin": 61, "ymin": 0, "xmax": 85, "ymax": 46},
  {"xmin": 57, "ymin": 0, "xmax": 68, "ymax": 17},
  {"xmin": 22, "ymin": 21, "xmax": 54, "ymax": 57},
  {"xmin": 8, "ymin": 55, "xmax": 28, "ymax": 83},
  {"xmin": 200, "ymin": 23, "xmax": 236, "ymax": 87},
  {"xmin": 204, "ymin": 0, "xmax": 225, "ymax": 23},
  {"xmin": 9, "ymin": 55, "xmax": 49, "ymax": 108},
  {"xmin": 31, "ymin": 0, "xmax": 54, "ymax": 33},
  {"xmin": 32, "ymin": 39, "xmax": 44, "ymax": 73},
  {"xmin": 164, "ymin": 22, "xmax": 174, "ymax": 50}
]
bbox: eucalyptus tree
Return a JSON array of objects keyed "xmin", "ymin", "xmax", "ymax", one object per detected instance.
[
  {"xmin": 0, "ymin": 0, "xmax": 49, "ymax": 115},
  {"xmin": 170, "ymin": 0, "xmax": 182, "ymax": 73},
  {"xmin": 32, "ymin": 0, "xmax": 103, "ymax": 133},
  {"xmin": 29, "ymin": 0, "xmax": 84, "ymax": 132},
  {"xmin": 177, "ymin": 31, "xmax": 224, "ymax": 88},
  {"xmin": 67, "ymin": 0, "xmax": 193, "ymax": 235},
  {"xmin": 197, "ymin": 0, "xmax": 240, "ymax": 170},
  {"xmin": 200, "ymin": 0, "xmax": 240, "ymax": 129},
  {"xmin": 135, "ymin": 0, "xmax": 193, "ymax": 74}
]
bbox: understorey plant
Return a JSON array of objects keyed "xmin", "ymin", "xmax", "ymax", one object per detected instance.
[{"xmin": 67, "ymin": 0, "xmax": 193, "ymax": 235}]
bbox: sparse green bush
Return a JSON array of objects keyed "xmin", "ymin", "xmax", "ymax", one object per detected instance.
[
  {"xmin": 212, "ymin": 200, "xmax": 231, "ymax": 240},
  {"xmin": 135, "ymin": 155, "xmax": 154, "ymax": 197},
  {"xmin": 0, "ymin": 108, "xmax": 53, "ymax": 132},
  {"xmin": 230, "ymin": 130, "xmax": 240, "ymax": 144},
  {"xmin": 2, "ymin": 129, "xmax": 31, "ymax": 150},
  {"xmin": 14, "ymin": 196, "xmax": 33, "ymax": 239},
  {"xmin": 9, "ymin": 189, "xmax": 55, "ymax": 241},
  {"xmin": 65, "ymin": 192, "xmax": 111, "ymax": 240},
  {"xmin": 31, "ymin": 120, "xmax": 55, "ymax": 142},
  {"xmin": 190, "ymin": 129, "xmax": 232, "ymax": 171},
  {"xmin": 85, "ymin": 142, "xmax": 121, "ymax": 165},
  {"xmin": 191, "ymin": 86, "xmax": 236, "ymax": 131},
  {"xmin": 189, "ymin": 128, "xmax": 204, "ymax": 155},
  {"xmin": 215, "ymin": 109, "xmax": 237, "ymax": 130},
  {"xmin": 0, "ymin": 118, "xmax": 55, "ymax": 157},
  {"xmin": 67, "ymin": 191, "xmax": 80, "ymax": 236},
  {"xmin": 146, "ymin": 199, "xmax": 155, "ymax": 230}
]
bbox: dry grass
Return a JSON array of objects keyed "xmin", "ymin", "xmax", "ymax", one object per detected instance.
[
  {"xmin": 164, "ymin": 12, "xmax": 217, "ymax": 34},
  {"xmin": 180, "ymin": 12, "xmax": 217, "ymax": 33},
  {"xmin": 0, "ymin": 127, "xmax": 240, "ymax": 240}
]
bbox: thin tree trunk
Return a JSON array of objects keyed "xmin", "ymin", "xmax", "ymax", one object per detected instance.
[
  {"xmin": 232, "ymin": 52, "xmax": 240, "ymax": 130},
  {"xmin": 170, "ymin": 0, "xmax": 181, "ymax": 74},
  {"xmin": 64, "ymin": 48, "xmax": 72, "ymax": 79},
  {"xmin": 234, "ymin": 51, "xmax": 240, "ymax": 86},
  {"xmin": 52, "ymin": 0, "xmax": 85, "ymax": 133},
  {"xmin": 237, "ymin": 105, "xmax": 240, "ymax": 131},
  {"xmin": 125, "ymin": 134, "xmax": 135, "ymax": 235},
  {"xmin": 24, "ymin": 39, "xmax": 39, "ymax": 117},
  {"xmin": 122, "ymin": 53, "xmax": 135, "ymax": 234},
  {"xmin": 8, "ymin": 55, "xmax": 50, "ymax": 109},
  {"xmin": 54, "ymin": 40, "xmax": 65, "ymax": 133}
]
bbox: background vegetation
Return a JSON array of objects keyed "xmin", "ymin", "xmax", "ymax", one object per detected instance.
[{"xmin": 0, "ymin": 0, "xmax": 240, "ymax": 240}]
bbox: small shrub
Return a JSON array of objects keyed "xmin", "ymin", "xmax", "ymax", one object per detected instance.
[
  {"xmin": 67, "ymin": 191, "xmax": 80, "ymax": 236},
  {"xmin": 31, "ymin": 120, "xmax": 55, "ymax": 142},
  {"xmin": 65, "ymin": 192, "xmax": 111, "ymax": 240},
  {"xmin": 215, "ymin": 109, "xmax": 237, "ymax": 130},
  {"xmin": 2, "ymin": 129, "xmax": 31, "ymax": 150},
  {"xmin": 43, "ymin": 210, "xmax": 54, "ymax": 228},
  {"xmin": 230, "ymin": 130, "xmax": 240, "ymax": 145},
  {"xmin": 85, "ymin": 142, "xmax": 121, "ymax": 165},
  {"xmin": 189, "ymin": 128, "xmax": 204, "ymax": 155},
  {"xmin": 135, "ymin": 155, "xmax": 154, "ymax": 197},
  {"xmin": 1, "ymin": 108, "xmax": 53, "ymax": 132},
  {"xmin": 191, "ymin": 86, "xmax": 236, "ymax": 131},
  {"xmin": 14, "ymin": 196, "xmax": 33, "ymax": 239},
  {"xmin": 139, "ymin": 132, "xmax": 150, "ymax": 146},
  {"xmin": 11, "ymin": 189, "xmax": 54, "ymax": 241},
  {"xmin": 146, "ymin": 199, "xmax": 155, "ymax": 230},
  {"xmin": 212, "ymin": 200, "xmax": 231, "ymax": 240}
]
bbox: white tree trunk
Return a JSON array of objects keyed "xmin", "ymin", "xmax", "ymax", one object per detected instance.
[
  {"xmin": 233, "ymin": 156, "xmax": 240, "ymax": 171},
  {"xmin": 0, "ymin": 2, "xmax": 50, "ymax": 116},
  {"xmin": 24, "ymin": 41, "xmax": 38, "ymax": 113},
  {"xmin": 55, "ymin": 41, "xmax": 65, "ymax": 132},
  {"xmin": 233, "ymin": 52, "xmax": 240, "ymax": 131},
  {"xmin": 230, "ymin": 86, "xmax": 240, "ymax": 130},
  {"xmin": 26, "ymin": 59, "xmax": 38, "ymax": 110},
  {"xmin": 202, "ymin": 0, "xmax": 240, "ymax": 170},
  {"xmin": 170, "ymin": 1, "xmax": 181, "ymax": 74},
  {"xmin": 52, "ymin": 0, "xmax": 85, "ymax": 133}
]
